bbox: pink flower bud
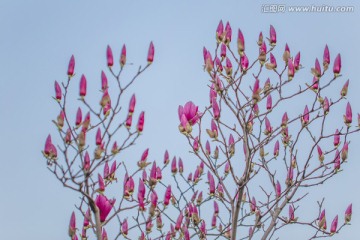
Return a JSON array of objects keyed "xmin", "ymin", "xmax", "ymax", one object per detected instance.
[
  {"xmin": 178, "ymin": 158, "xmax": 184, "ymax": 174},
  {"xmin": 281, "ymin": 112, "xmax": 288, "ymax": 128},
  {"xmin": 193, "ymin": 136, "xmax": 199, "ymax": 152},
  {"xmin": 310, "ymin": 77, "xmax": 319, "ymax": 92},
  {"xmin": 241, "ymin": 53, "xmax": 249, "ymax": 72},
  {"xmin": 288, "ymin": 58, "xmax": 295, "ymax": 80},
  {"xmin": 344, "ymin": 102, "xmax": 352, "ymax": 126},
  {"xmin": 193, "ymin": 168, "xmax": 200, "ymax": 184},
  {"xmin": 323, "ymin": 44, "xmax": 330, "ymax": 70},
  {"xmin": 138, "ymin": 178, "xmax": 146, "ymax": 198},
  {"xmin": 102, "ymin": 228, "xmax": 108, "ymax": 240},
  {"xmin": 334, "ymin": 150, "xmax": 341, "ymax": 171},
  {"xmin": 220, "ymin": 43, "xmax": 226, "ymax": 59},
  {"xmin": 121, "ymin": 219, "xmax": 128, "ymax": 236},
  {"xmin": 68, "ymin": 55, "xmax": 75, "ymax": 77},
  {"xmin": 269, "ymin": 25, "xmax": 276, "ymax": 46},
  {"xmin": 258, "ymin": 43, "xmax": 267, "ymax": 65},
  {"xmin": 286, "ymin": 165, "xmax": 293, "ymax": 186},
  {"xmin": 253, "ymin": 103, "xmax": 259, "ymax": 115},
  {"xmin": 333, "ymin": 54, "xmax": 341, "ymax": 76},
  {"xmin": 211, "ymin": 214, "xmax": 217, "ymax": 228},
  {"xmin": 147, "ymin": 41, "xmax": 155, "ymax": 63},
  {"xmin": 205, "ymin": 50, "xmax": 214, "ymax": 73},
  {"xmin": 294, "ymin": 52, "xmax": 301, "ymax": 71},
  {"xmin": 106, "ymin": 45, "xmax": 113, "ymax": 67},
  {"xmin": 197, "ymin": 191, "xmax": 203, "ymax": 204},
  {"xmin": 213, "ymin": 201, "xmax": 219, "ymax": 216},
  {"xmin": 83, "ymin": 209, "xmax": 90, "ymax": 228},
  {"xmin": 301, "ymin": 105, "xmax": 310, "ymax": 126},
  {"xmin": 323, "ymin": 97, "xmax": 330, "ymax": 114},
  {"xmin": 237, "ymin": 29, "xmax": 245, "ymax": 56},
  {"xmin": 216, "ymin": 20, "xmax": 224, "ymax": 42},
  {"xmin": 95, "ymin": 194, "xmax": 115, "ymax": 222},
  {"xmin": 200, "ymin": 220, "xmax": 207, "ymax": 236},
  {"xmin": 283, "ymin": 44, "xmax": 290, "ymax": 62},
  {"xmin": 54, "ymin": 80, "xmax": 62, "ymax": 101},
  {"xmin": 111, "ymin": 141, "xmax": 119, "ymax": 154},
  {"xmin": 98, "ymin": 174, "xmax": 105, "ymax": 193},
  {"xmin": 156, "ymin": 167, "xmax": 162, "ymax": 181},
  {"xmin": 83, "ymin": 151, "xmax": 90, "ymax": 173},
  {"xmin": 317, "ymin": 145, "xmax": 324, "ymax": 163},
  {"xmin": 171, "ymin": 156, "xmax": 177, "ymax": 174},
  {"xmin": 206, "ymin": 140, "xmax": 211, "ymax": 156},
  {"xmin": 224, "ymin": 21, "xmax": 232, "ymax": 45},
  {"xmin": 164, "ymin": 150, "xmax": 170, "ymax": 165},
  {"xmin": 125, "ymin": 94, "xmax": 136, "ymax": 116},
  {"xmin": 334, "ymin": 129, "xmax": 340, "ymax": 147},
  {"xmin": 120, "ymin": 44, "xmax": 126, "ymax": 67},
  {"xmin": 151, "ymin": 190, "xmax": 158, "ymax": 207},
  {"xmin": 65, "ymin": 128, "xmax": 72, "ymax": 144},
  {"xmin": 124, "ymin": 176, "xmax": 135, "ymax": 199},
  {"xmin": 212, "ymin": 98, "xmax": 220, "ymax": 120},
  {"xmin": 103, "ymin": 102, "xmax": 111, "ymax": 116},
  {"xmin": 73, "ymin": 107, "xmax": 82, "ymax": 127},
  {"xmin": 252, "ymin": 78, "xmax": 261, "ymax": 103},
  {"xmin": 341, "ymin": 79, "xmax": 349, "ymax": 97},
  {"xmin": 175, "ymin": 212, "xmax": 183, "ymax": 231},
  {"xmin": 225, "ymin": 57, "xmax": 233, "ymax": 76},
  {"xmin": 345, "ymin": 203, "xmax": 352, "ymax": 223},
  {"xmin": 137, "ymin": 111, "xmax": 145, "ymax": 132},
  {"xmin": 164, "ymin": 185, "xmax": 171, "ymax": 206},
  {"xmin": 311, "ymin": 58, "xmax": 322, "ymax": 78},
  {"xmin": 203, "ymin": 47, "xmax": 207, "ymax": 64},
  {"xmin": 273, "ymin": 140, "xmax": 279, "ymax": 157},
  {"xmin": 191, "ymin": 190, "xmax": 198, "ymax": 202},
  {"xmin": 79, "ymin": 74, "xmax": 87, "ymax": 97},
  {"xmin": 156, "ymin": 214, "xmax": 163, "ymax": 230},
  {"xmin": 82, "ymin": 112, "xmax": 90, "ymax": 130},
  {"xmin": 208, "ymin": 172, "xmax": 215, "ymax": 196},
  {"xmin": 330, "ymin": 215, "xmax": 338, "ymax": 234},
  {"xmin": 68, "ymin": 211, "xmax": 76, "ymax": 237},
  {"xmin": 95, "ymin": 128, "xmax": 102, "ymax": 146},
  {"xmin": 125, "ymin": 114, "xmax": 132, "ymax": 129},
  {"xmin": 250, "ymin": 197, "xmax": 257, "ymax": 212},
  {"xmin": 110, "ymin": 161, "xmax": 117, "ymax": 179},
  {"xmin": 276, "ymin": 180, "xmax": 281, "ymax": 198},
  {"xmin": 209, "ymin": 84, "xmax": 217, "ymax": 103},
  {"xmin": 149, "ymin": 162, "xmax": 157, "ymax": 186},
  {"xmin": 266, "ymin": 94, "xmax": 272, "ymax": 110},
  {"xmin": 341, "ymin": 142, "xmax": 349, "ymax": 162},
  {"xmin": 101, "ymin": 71, "xmax": 108, "ymax": 91},
  {"xmin": 257, "ymin": 32, "xmax": 263, "ymax": 46},
  {"xmin": 43, "ymin": 134, "xmax": 57, "ymax": 159},
  {"xmin": 56, "ymin": 110, "xmax": 65, "ymax": 129},
  {"xmin": 288, "ymin": 205, "xmax": 295, "ymax": 222},
  {"xmin": 264, "ymin": 117, "xmax": 272, "ymax": 135},
  {"xmin": 103, "ymin": 162, "xmax": 109, "ymax": 179},
  {"xmin": 319, "ymin": 209, "xmax": 327, "ymax": 229},
  {"xmin": 266, "ymin": 52, "xmax": 277, "ymax": 70},
  {"xmin": 100, "ymin": 90, "xmax": 111, "ymax": 108},
  {"xmin": 207, "ymin": 119, "xmax": 218, "ymax": 139}
]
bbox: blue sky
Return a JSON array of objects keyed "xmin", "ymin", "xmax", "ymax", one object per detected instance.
[{"xmin": 0, "ymin": 0, "xmax": 359, "ymax": 239}]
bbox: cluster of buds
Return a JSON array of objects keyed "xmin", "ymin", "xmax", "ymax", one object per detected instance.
[{"xmin": 215, "ymin": 20, "xmax": 232, "ymax": 45}]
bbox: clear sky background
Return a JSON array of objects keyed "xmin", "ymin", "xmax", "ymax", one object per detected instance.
[{"xmin": 0, "ymin": 0, "xmax": 359, "ymax": 239}]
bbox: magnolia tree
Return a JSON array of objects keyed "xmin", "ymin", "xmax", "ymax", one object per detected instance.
[{"xmin": 43, "ymin": 21, "xmax": 357, "ymax": 240}]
